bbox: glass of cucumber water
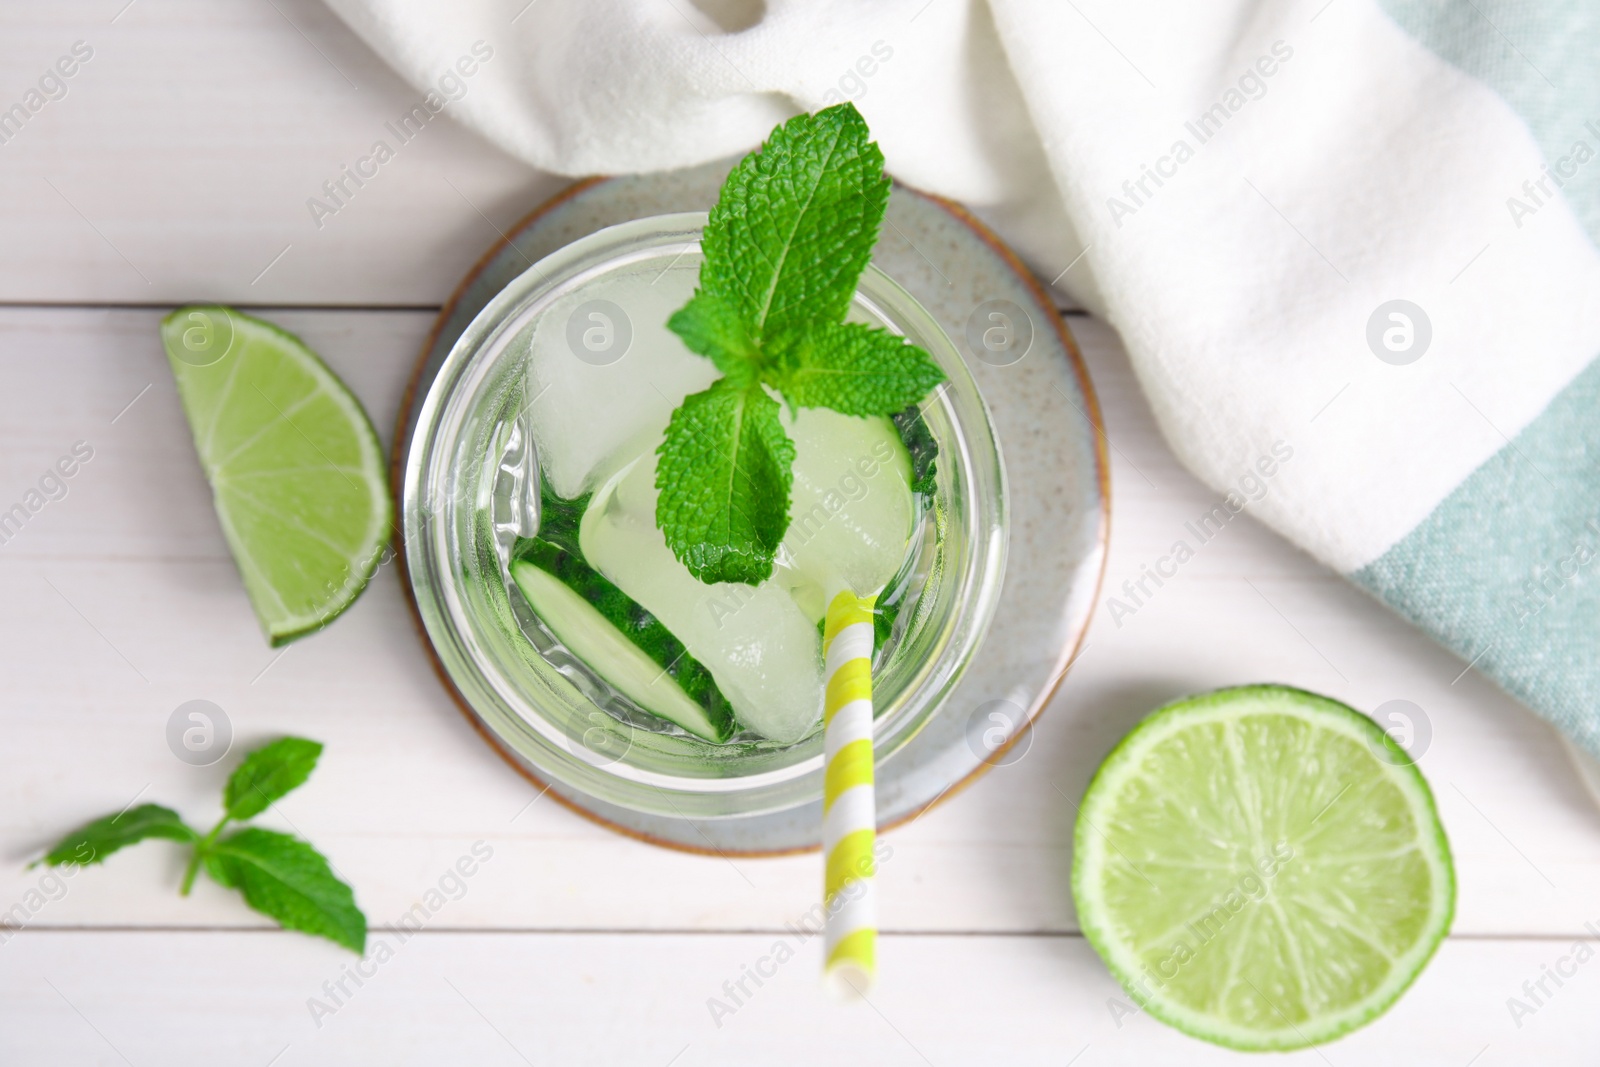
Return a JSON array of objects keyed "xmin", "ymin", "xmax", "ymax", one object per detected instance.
[{"xmin": 403, "ymin": 213, "xmax": 1005, "ymax": 820}]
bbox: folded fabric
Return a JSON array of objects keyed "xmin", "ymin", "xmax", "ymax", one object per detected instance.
[{"xmin": 323, "ymin": 0, "xmax": 1600, "ymax": 751}]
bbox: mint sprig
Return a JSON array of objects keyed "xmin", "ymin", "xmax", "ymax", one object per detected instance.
[
  {"xmin": 33, "ymin": 736, "xmax": 366, "ymax": 953},
  {"xmin": 658, "ymin": 103, "xmax": 946, "ymax": 585}
]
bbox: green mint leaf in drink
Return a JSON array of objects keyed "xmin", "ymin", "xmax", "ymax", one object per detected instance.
[
  {"xmin": 657, "ymin": 103, "xmax": 945, "ymax": 584},
  {"xmin": 685, "ymin": 103, "xmax": 889, "ymax": 349},
  {"xmin": 666, "ymin": 291, "xmax": 759, "ymax": 380},
  {"xmin": 655, "ymin": 379, "xmax": 795, "ymax": 585},
  {"xmin": 223, "ymin": 736, "xmax": 324, "ymax": 821},
  {"xmin": 203, "ymin": 828, "xmax": 367, "ymax": 954},
  {"xmin": 34, "ymin": 804, "xmax": 198, "ymax": 869},
  {"xmin": 771, "ymin": 323, "xmax": 948, "ymax": 416}
]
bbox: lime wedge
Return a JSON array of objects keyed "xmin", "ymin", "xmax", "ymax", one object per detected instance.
[
  {"xmin": 161, "ymin": 306, "xmax": 391, "ymax": 646},
  {"xmin": 1073, "ymin": 685, "xmax": 1453, "ymax": 1051}
]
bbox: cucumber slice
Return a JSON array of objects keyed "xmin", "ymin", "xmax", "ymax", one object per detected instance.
[
  {"xmin": 509, "ymin": 546, "xmax": 736, "ymax": 743},
  {"xmin": 891, "ymin": 402, "xmax": 938, "ymax": 495}
]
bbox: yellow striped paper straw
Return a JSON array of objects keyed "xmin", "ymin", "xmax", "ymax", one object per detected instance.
[{"xmin": 821, "ymin": 589, "xmax": 878, "ymax": 996}]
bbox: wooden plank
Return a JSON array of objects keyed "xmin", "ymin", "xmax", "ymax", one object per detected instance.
[
  {"xmin": 0, "ymin": 0, "xmax": 559, "ymax": 306},
  {"xmin": 0, "ymin": 930, "xmax": 1591, "ymax": 1064},
  {"xmin": 2, "ymin": 307, "xmax": 1596, "ymax": 939}
]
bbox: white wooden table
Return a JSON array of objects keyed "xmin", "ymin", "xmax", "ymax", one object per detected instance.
[{"xmin": 4, "ymin": 3, "xmax": 1599, "ymax": 1064}]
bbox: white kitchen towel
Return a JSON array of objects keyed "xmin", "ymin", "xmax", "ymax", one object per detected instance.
[{"xmin": 323, "ymin": 0, "xmax": 1600, "ymax": 751}]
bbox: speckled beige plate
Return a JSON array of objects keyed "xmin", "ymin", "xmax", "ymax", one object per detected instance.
[{"xmin": 395, "ymin": 161, "xmax": 1109, "ymax": 854}]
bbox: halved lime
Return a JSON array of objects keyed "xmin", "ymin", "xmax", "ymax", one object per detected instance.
[
  {"xmin": 1072, "ymin": 685, "xmax": 1454, "ymax": 1051},
  {"xmin": 161, "ymin": 306, "xmax": 391, "ymax": 646}
]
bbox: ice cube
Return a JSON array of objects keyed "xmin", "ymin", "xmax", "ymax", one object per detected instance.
[
  {"xmin": 777, "ymin": 408, "xmax": 916, "ymax": 615},
  {"xmin": 523, "ymin": 267, "xmax": 719, "ymax": 500}
]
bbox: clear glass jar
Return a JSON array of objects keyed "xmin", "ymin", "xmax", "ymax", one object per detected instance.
[{"xmin": 402, "ymin": 212, "xmax": 1006, "ymax": 819}]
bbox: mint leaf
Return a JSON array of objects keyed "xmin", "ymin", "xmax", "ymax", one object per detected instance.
[
  {"xmin": 773, "ymin": 323, "xmax": 946, "ymax": 416},
  {"xmin": 204, "ymin": 828, "xmax": 366, "ymax": 953},
  {"xmin": 224, "ymin": 737, "xmax": 323, "ymax": 821},
  {"xmin": 666, "ymin": 291, "xmax": 758, "ymax": 380},
  {"xmin": 655, "ymin": 378, "xmax": 795, "ymax": 584},
  {"xmin": 35, "ymin": 804, "xmax": 197, "ymax": 868},
  {"xmin": 658, "ymin": 104, "xmax": 946, "ymax": 585},
  {"xmin": 692, "ymin": 103, "xmax": 888, "ymax": 347}
]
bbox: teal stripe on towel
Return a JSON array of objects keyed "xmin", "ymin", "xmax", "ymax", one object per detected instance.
[
  {"xmin": 1381, "ymin": 0, "xmax": 1600, "ymax": 244},
  {"xmin": 1354, "ymin": 356, "xmax": 1600, "ymax": 752}
]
